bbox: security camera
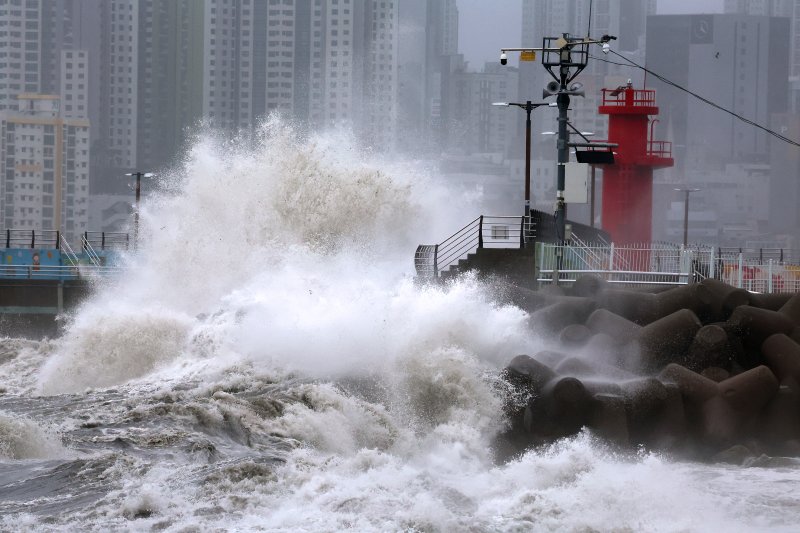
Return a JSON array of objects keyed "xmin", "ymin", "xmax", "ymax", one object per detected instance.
[
  {"xmin": 602, "ymin": 42, "xmax": 610, "ymax": 54},
  {"xmin": 500, "ymin": 52, "xmax": 508, "ymax": 65}
]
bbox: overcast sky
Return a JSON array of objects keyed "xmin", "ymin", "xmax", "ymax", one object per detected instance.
[{"xmin": 457, "ymin": 0, "xmax": 726, "ymax": 68}]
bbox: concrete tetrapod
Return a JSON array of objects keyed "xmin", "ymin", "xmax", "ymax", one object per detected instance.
[
  {"xmin": 498, "ymin": 275, "xmax": 800, "ymax": 458},
  {"xmin": 779, "ymin": 292, "xmax": 800, "ymax": 325},
  {"xmin": 700, "ymin": 278, "xmax": 750, "ymax": 322},
  {"xmin": 527, "ymin": 297, "xmax": 597, "ymax": 337},
  {"xmin": 585, "ymin": 308, "xmax": 642, "ymax": 344},
  {"xmin": 748, "ymin": 292, "xmax": 793, "ymax": 312},
  {"xmin": 588, "ymin": 393, "xmax": 629, "ymax": 446},
  {"xmin": 524, "ymin": 377, "xmax": 591, "ymax": 440},
  {"xmin": 727, "ymin": 306, "xmax": 796, "ymax": 351},
  {"xmin": 761, "ymin": 333, "xmax": 800, "ymax": 383},
  {"xmin": 685, "ymin": 325, "xmax": 731, "ymax": 371},
  {"xmin": 760, "ymin": 380, "xmax": 800, "ymax": 446},
  {"xmin": 636, "ymin": 309, "xmax": 702, "ymax": 372},
  {"xmin": 653, "ymin": 283, "xmax": 714, "ymax": 321},
  {"xmin": 595, "ymin": 288, "xmax": 658, "ymax": 325}
]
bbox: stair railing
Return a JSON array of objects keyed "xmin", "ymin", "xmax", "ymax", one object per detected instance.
[
  {"xmin": 59, "ymin": 234, "xmax": 81, "ymax": 269},
  {"xmin": 81, "ymin": 234, "xmax": 103, "ymax": 267},
  {"xmin": 415, "ymin": 216, "xmax": 530, "ymax": 280}
]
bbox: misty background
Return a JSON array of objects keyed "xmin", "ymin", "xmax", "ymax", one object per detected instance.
[{"xmin": 0, "ymin": 0, "xmax": 797, "ymax": 250}]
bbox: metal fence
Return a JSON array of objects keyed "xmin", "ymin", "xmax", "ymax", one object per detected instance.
[
  {"xmin": 537, "ymin": 242, "xmax": 800, "ymax": 293},
  {"xmin": 0, "ymin": 264, "xmax": 123, "ymax": 280}
]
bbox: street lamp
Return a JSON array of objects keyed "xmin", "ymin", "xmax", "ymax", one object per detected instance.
[
  {"xmin": 492, "ymin": 101, "xmax": 555, "ymax": 226},
  {"xmin": 125, "ymin": 171, "xmax": 153, "ymax": 249},
  {"xmin": 675, "ymin": 187, "xmax": 701, "ymax": 246}
]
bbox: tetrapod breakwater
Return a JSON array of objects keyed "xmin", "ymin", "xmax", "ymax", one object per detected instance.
[{"xmin": 496, "ymin": 276, "xmax": 800, "ymax": 463}]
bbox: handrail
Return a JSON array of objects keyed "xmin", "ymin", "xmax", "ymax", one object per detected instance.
[
  {"xmin": 567, "ymin": 233, "xmax": 607, "ymax": 270},
  {"xmin": 3, "ymin": 229, "xmax": 61, "ymax": 249},
  {"xmin": 0, "ymin": 264, "xmax": 122, "ymax": 280},
  {"xmin": 84, "ymin": 231, "xmax": 130, "ymax": 251},
  {"xmin": 81, "ymin": 236, "xmax": 102, "ymax": 267},
  {"xmin": 601, "ymin": 88, "xmax": 656, "ymax": 107},
  {"xmin": 1, "ymin": 229, "xmax": 130, "ymax": 251},
  {"xmin": 647, "ymin": 139, "xmax": 672, "ymax": 158},
  {"xmin": 59, "ymin": 234, "xmax": 81, "ymax": 267},
  {"xmin": 415, "ymin": 215, "xmax": 529, "ymax": 280}
]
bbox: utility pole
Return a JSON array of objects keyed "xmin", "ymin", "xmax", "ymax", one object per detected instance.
[
  {"xmin": 499, "ymin": 34, "xmax": 616, "ymax": 259},
  {"xmin": 125, "ymin": 171, "xmax": 153, "ymax": 250},
  {"xmin": 675, "ymin": 187, "xmax": 701, "ymax": 246},
  {"xmin": 492, "ymin": 101, "xmax": 554, "ymax": 240}
]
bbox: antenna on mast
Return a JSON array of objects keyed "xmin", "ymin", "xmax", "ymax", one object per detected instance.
[{"xmin": 587, "ymin": 0, "xmax": 593, "ymax": 38}]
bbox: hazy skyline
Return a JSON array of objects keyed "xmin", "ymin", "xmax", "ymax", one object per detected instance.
[{"xmin": 457, "ymin": 0, "xmax": 726, "ymax": 68}]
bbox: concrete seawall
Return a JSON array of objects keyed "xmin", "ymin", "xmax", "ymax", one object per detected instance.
[{"xmin": 0, "ymin": 279, "xmax": 93, "ymax": 338}]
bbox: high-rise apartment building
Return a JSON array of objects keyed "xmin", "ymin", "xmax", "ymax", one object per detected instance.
[
  {"xmin": 3, "ymin": 0, "xmax": 401, "ymax": 236},
  {"xmin": 59, "ymin": 49, "xmax": 89, "ymax": 120},
  {"xmin": 446, "ymin": 62, "xmax": 519, "ymax": 155},
  {"xmin": 104, "ymin": 0, "xmax": 139, "ymax": 170},
  {"xmin": 646, "ymin": 14, "xmax": 789, "ymax": 170},
  {"xmin": 99, "ymin": 0, "xmax": 398, "ymax": 170},
  {"xmin": 0, "ymin": 0, "xmax": 41, "ymax": 111},
  {"xmin": 0, "ymin": 95, "xmax": 90, "ymax": 242},
  {"xmin": 724, "ymin": 1, "xmax": 800, "ymax": 72},
  {"xmin": 397, "ymin": 0, "xmax": 457, "ymax": 152}
]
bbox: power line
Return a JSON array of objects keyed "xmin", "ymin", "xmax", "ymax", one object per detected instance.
[{"xmin": 589, "ymin": 51, "xmax": 800, "ymax": 148}]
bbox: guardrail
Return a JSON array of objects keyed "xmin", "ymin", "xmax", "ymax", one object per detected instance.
[
  {"xmin": 4, "ymin": 229, "xmax": 61, "ymax": 249},
  {"xmin": 415, "ymin": 215, "xmax": 531, "ymax": 279},
  {"xmin": 83, "ymin": 231, "xmax": 130, "ymax": 251},
  {"xmin": 537, "ymin": 242, "xmax": 800, "ymax": 293},
  {"xmin": 647, "ymin": 139, "xmax": 672, "ymax": 158},
  {"xmin": 601, "ymin": 87, "xmax": 657, "ymax": 107},
  {"xmin": 414, "ymin": 211, "xmax": 612, "ymax": 281},
  {"xmin": 0, "ymin": 264, "xmax": 123, "ymax": 280}
]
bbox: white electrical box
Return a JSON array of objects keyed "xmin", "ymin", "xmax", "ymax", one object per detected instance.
[{"xmin": 564, "ymin": 162, "xmax": 589, "ymax": 203}]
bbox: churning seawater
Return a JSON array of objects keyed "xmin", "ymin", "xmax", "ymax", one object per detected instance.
[{"xmin": 1, "ymin": 120, "xmax": 799, "ymax": 532}]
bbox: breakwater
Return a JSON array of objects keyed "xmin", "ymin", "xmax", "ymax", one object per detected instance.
[{"xmin": 497, "ymin": 276, "xmax": 800, "ymax": 462}]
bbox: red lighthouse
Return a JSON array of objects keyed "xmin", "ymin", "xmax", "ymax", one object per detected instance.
[{"xmin": 597, "ymin": 83, "xmax": 674, "ymax": 243}]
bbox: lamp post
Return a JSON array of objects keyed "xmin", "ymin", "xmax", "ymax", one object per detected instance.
[
  {"xmin": 492, "ymin": 101, "xmax": 554, "ymax": 224},
  {"xmin": 675, "ymin": 187, "xmax": 701, "ymax": 246},
  {"xmin": 125, "ymin": 171, "xmax": 153, "ymax": 249}
]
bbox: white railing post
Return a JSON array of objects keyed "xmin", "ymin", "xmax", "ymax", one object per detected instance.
[
  {"xmin": 609, "ymin": 242, "xmax": 614, "ymax": 271},
  {"xmin": 768, "ymin": 259, "xmax": 773, "ymax": 293},
  {"xmin": 737, "ymin": 253, "xmax": 744, "ymax": 289},
  {"xmin": 679, "ymin": 246, "xmax": 690, "ymax": 284},
  {"xmin": 709, "ymin": 246, "xmax": 715, "ymax": 280}
]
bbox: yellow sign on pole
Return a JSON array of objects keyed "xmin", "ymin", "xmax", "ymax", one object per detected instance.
[{"xmin": 520, "ymin": 50, "xmax": 536, "ymax": 62}]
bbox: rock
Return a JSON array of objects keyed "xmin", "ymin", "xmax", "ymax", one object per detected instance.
[{"xmin": 712, "ymin": 444, "xmax": 754, "ymax": 465}]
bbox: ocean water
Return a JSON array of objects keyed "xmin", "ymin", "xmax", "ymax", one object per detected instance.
[{"xmin": 1, "ymin": 120, "xmax": 799, "ymax": 532}]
